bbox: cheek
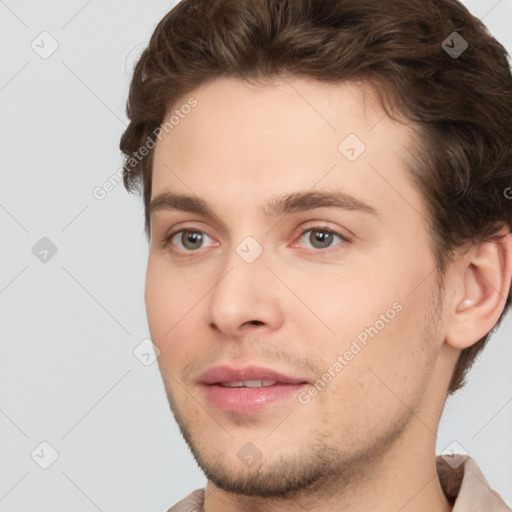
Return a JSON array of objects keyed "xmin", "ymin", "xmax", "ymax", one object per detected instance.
[
  {"xmin": 283, "ymin": 260, "xmax": 397, "ymax": 351},
  {"xmin": 326, "ymin": 281, "xmax": 437, "ymax": 410},
  {"xmin": 311, "ymin": 298, "xmax": 434, "ymax": 441},
  {"xmin": 303, "ymin": 253, "xmax": 436, "ymax": 383},
  {"xmin": 145, "ymin": 255, "xmax": 203, "ymax": 324},
  {"xmin": 145, "ymin": 257, "xmax": 217, "ymax": 375},
  {"xmin": 145, "ymin": 262, "xmax": 170, "ymax": 336},
  {"xmin": 145, "ymin": 259, "xmax": 191, "ymax": 351}
]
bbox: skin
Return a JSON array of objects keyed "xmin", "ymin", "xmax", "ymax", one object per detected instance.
[{"xmin": 145, "ymin": 76, "xmax": 512, "ymax": 512}]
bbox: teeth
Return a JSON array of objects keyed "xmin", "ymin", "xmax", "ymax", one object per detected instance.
[
  {"xmin": 219, "ymin": 380, "xmax": 277, "ymax": 388},
  {"xmin": 245, "ymin": 379, "xmax": 277, "ymax": 388}
]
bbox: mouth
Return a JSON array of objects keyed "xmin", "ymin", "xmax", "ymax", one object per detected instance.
[{"xmin": 199, "ymin": 365, "xmax": 310, "ymax": 414}]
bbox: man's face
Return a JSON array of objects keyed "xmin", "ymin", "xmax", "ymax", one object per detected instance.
[{"xmin": 146, "ymin": 77, "xmax": 449, "ymax": 496}]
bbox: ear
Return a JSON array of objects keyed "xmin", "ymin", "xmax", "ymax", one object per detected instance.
[{"xmin": 445, "ymin": 227, "xmax": 512, "ymax": 350}]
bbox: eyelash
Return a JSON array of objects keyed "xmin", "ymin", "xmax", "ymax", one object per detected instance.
[{"xmin": 161, "ymin": 225, "xmax": 349, "ymax": 254}]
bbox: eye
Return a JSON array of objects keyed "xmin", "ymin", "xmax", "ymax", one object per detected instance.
[
  {"xmin": 297, "ymin": 226, "xmax": 347, "ymax": 250},
  {"xmin": 161, "ymin": 225, "xmax": 348, "ymax": 254},
  {"xmin": 164, "ymin": 229, "xmax": 216, "ymax": 252}
]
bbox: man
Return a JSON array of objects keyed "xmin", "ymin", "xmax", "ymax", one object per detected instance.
[{"xmin": 120, "ymin": 0, "xmax": 512, "ymax": 510}]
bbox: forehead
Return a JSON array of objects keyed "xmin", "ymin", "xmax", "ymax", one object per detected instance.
[
  {"xmin": 155, "ymin": 76, "xmax": 387, "ymax": 166},
  {"xmin": 151, "ymin": 76, "xmax": 426, "ymax": 226}
]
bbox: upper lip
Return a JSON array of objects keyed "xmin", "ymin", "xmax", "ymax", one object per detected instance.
[{"xmin": 199, "ymin": 365, "xmax": 309, "ymax": 385}]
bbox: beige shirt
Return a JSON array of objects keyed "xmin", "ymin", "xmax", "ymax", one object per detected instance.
[{"xmin": 167, "ymin": 455, "xmax": 511, "ymax": 511}]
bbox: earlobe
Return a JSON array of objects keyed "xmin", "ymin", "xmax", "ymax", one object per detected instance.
[{"xmin": 446, "ymin": 228, "xmax": 512, "ymax": 350}]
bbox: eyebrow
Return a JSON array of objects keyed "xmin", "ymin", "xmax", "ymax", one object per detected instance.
[{"xmin": 150, "ymin": 190, "xmax": 378, "ymax": 220}]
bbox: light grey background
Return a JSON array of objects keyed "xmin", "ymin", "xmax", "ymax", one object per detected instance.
[{"xmin": 0, "ymin": 1, "xmax": 511, "ymax": 510}]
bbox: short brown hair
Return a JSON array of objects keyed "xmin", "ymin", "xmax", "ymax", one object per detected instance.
[{"xmin": 120, "ymin": 0, "xmax": 512, "ymax": 395}]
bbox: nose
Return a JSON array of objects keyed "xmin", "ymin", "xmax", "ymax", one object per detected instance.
[{"xmin": 205, "ymin": 242, "xmax": 284, "ymax": 339}]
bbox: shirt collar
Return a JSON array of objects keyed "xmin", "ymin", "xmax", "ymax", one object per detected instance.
[{"xmin": 436, "ymin": 454, "xmax": 510, "ymax": 511}]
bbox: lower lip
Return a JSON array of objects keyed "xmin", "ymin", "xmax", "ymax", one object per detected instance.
[{"xmin": 202, "ymin": 383, "xmax": 308, "ymax": 414}]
